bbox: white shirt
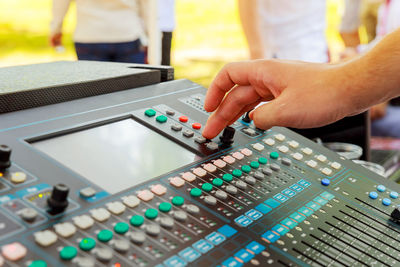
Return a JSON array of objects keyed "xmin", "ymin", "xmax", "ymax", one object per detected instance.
[
  {"xmin": 51, "ymin": 0, "xmax": 149, "ymax": 43},
  {"xmin": 257, "ymin": 0, "xmax": 328, "ymax": 62},
  {"xmin": 158, "ymin": 0, "xmax": 175, "ymax": 32}
]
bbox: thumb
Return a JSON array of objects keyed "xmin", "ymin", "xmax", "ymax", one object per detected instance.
[{"xmin": 249, "ymin": 100, "xmax": 283, "ymax": 130}]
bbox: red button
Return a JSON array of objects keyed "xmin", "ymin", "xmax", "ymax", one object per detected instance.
[
  {"xmin": 179, "ymin": 116, "xmax": 188, "ymax": 123},
  {"xmin": 192, "ymin": 123, "xmax": 201, "ymax": 130}
]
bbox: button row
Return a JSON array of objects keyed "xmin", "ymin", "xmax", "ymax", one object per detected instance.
[
  {"xmin": 220, "ymin": 241, "xmax": 266, "ymax": 267},
  {"xmin": 145, "ymin": 109, "xmax": 203, "ymax": 130}
]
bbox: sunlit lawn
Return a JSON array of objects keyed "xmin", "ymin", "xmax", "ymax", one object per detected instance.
[{"xmin": 0, "ymin": 0, "xmax": 345, "ymax": 87}]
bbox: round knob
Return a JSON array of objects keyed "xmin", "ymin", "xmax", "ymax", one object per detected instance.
[
  {"xmin": 391, "ymin": 205, "xmax": 400, "ymax": 222},
  {"xmin": 47, "ymin": 183, "xmax": 69, "ymax": 214},
  {"xmin": 0, "ymin": 145, "xmax": 11, "ymax": 170},
  {"xmin": 219, "ymin": 126, "xmax": 235, "ymax": 145},
  {"xmin": 242, "ymin": 111, "xmax": 252, "ymax": 123}
]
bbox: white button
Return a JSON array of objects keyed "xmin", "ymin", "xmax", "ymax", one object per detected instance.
[
  {"xmin": 331, "ymin": 162, "xmax": 341, "ymax": 170},
  {"xmin": 151, "ymin": 184, "xmax": 167, "ymax": 195},
  {"xmin": 292, "ymin": 153, "xmax": 303, "ymax": 160},
  {"xmin": 252, "ymin": 143, "xmax": 265, "ymax": 151},
  {"xmin": 169, "ymin": 176, "xmax": 185, "ymax": 188},
  {"xmin": 278, "ymin": 146, "xmax": 289, "ymax": 153},
  {"xmin": 274, "ymin": 134, "xmax": 286, "ymax": 141},
  {"xmin": 241, "ymin": 148, "xmax": 253, "ymax": 156},
  {"xmin": 1, "ymin": 243, "xmax": 27, "ymax": 261},
  {"xmin": 34, "ymin": 230, "xmax": 58, "ymax": 247},
  {"xmin": 213, "ymin": 159, "xmax": 226, "ymax": 168},
  {"xmin": 182, "ymin": 172, "xmax": 196, "ymax": 182},
  {"xmin": 203, "ymin": 163, "xmax": 217, "ymax": 173},
  {"xmin": 302, "ymin": 147, "xmax": 313, "ymax": 155},
  {"xmin": 222, "ymin": 156, "xmax": 235, "ymax": 164},
  {"xmin": 263, "ymin": 138, "xmax": 275, "ymax": 146},
  {"xmin": 10, "ymin": 172, "xmax": 27, "ymax": 184},
  {"xmin": 321, "ymin": 168, "xmax": 333, "ymax": 176},
  {"xmin": 106, "ymin": 201, "xmax": 126, "ymax": 215},
  {"xmin": 73, "ymin": 215, "xmax": 94, "ymax": 229},
  {"xmin": 316, "ymin": 155, "xmax": 327, "ymax": 162},
  {"xmin": 90, "ymin": 208, "xmax": 110, "ymax": 222},
  {"xmin": 307, "ymin": 160, "xmax": 317, "ymax": 168},
  {"xmin": 121, "ymin": 195, "xmax": 140, "ymax": 208},
  {"xmin": 232, "ymin": 152, "xmax": 245, "ymax": 160},
  {"xmin": 137, "ymin": 190, "xmax": 154, "ymax": 202},
  {"xmin": 54, "ymin": 222, "xmax": 76, "ymax": 238},
  {"xmin": 288, "ymin": 140, "xmax": 299, "ymax": 148},
  {"xmin": 193, "ymin": 167, "xmax": 207, "ymax": 177}
]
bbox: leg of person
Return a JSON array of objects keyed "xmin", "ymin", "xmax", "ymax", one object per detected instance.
[
  {"xmin": 74, "ymin": 43, "xmax": 113, "ymax": 61},
  {"xmin": 371, "ymin": 106, "xmax": 400, "ymax": 138},
  {"xmin": 161, "ymin": 32, "xmax": 173, "ymax": 66},
  {"xmin": 112, "ymin": 40, "xmax": 145, "ymax": 63}
]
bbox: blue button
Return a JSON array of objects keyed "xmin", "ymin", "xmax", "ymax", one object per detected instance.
[
  {"xmin": 313, "ymin": 196, "xmax": 328, "ymax": 205},
  {"xmin": 234, "ymin": 249, "xmax": 254, "ymax": 263},
  {"xmin": 264, "ymin": 198, "xmax": 281, "ymax": 208},
  {"xmin": 289, "ymin": 212, "xmax": 306, "ymax": 222},
  {"xmin": 234, "ymin": 215, "xmax": 253, "ymax": 227},
  {"xmin": 245, "ymin": 209, "xmax": 263, "ymax": 220},
  {"xmin": 390, "ymin": 192, "xmax": 398, "ymax": 199},
  {"xmin": 298, "ymin": 179, "xmax": 311, "ymax": 187},
  {"xmin": 218, "ymin": 225, "xmax": 237, "ymax": 238},
  {"xmin": 178, "ymin": 247, "xmax": 201, "ymax": 262},
  {"xmin": 377, "ymin": 185, "xmax": 386, "ymax": 192},
  {"xmin": 272, "ymin": 224, "xmax": 289, "ymax": 236},
  {"xmin": 222, "ymin": 257, "xmax": 243, "ymax": 267},
  {"xmin": 205, "ymin": 232, "xmax": 226, "ymax": 245},
  {"xmin": 255, "ymin": 203, "xmax": 272, "ymax": 214},
  {"xmin": 192, "ymin": 239, "xmax": 213, "ymax": 254},
  {"xmin": 262, "ymin": 231, "xmax": 280, "ymax": 243},
  {"xmin": 289, "ymin": 184, "xmax": 304, "ymax": 192},
  {"xmin": 382, "ymin": 198, "xmax": 391, "ymax": 206},
  {"xmin": 369, "ymin": 191, "xmax": 378, "ymax": 199},
  {"xmin": 321, "ymin": 178, "xmax": 330, "ymax": 186},
  {"xmin": 298, "ymin": 207, "xmax": 314, "ymax": 216},
  {"xmin": 306, "ymin": 201, "xmax": 321, "ymax": 211},
  {"xmin": 246, "ymin": 241, "xmax": 265, "ymax": 254},
  {"xmin": 282, "ymin": 188, "xmax": 296, "ymax": 197},
  {"xmin": 164, "ymin": 256, "xmax": 186, "ymax": 267},
  {"xmin": 273, "ymin": 193, "xmax": 289, "ymax": 203},
  {"xmin": 281, "ymin": 218, "xmax": 297, "ymax": 229},
  {"xmin": 320, "ymin": 191, "xmax": 335, "ymax": 200}
]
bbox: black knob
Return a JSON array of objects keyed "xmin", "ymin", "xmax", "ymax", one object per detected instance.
[
  {"xmin": 391, "ymin": 205, "xmax": 400, "ymax": 223},
  {"xmin": 220, "ymin": 126, "xmax": 235, "ymax": 145},
  {"xmin": 0, "ymin": 145, "xmax": 11, "ymax": 170},
  {"xmin": 242, "ymin": 111, "xmax": 252, "ymax": 123},
  {"xmin": 47, "ymin": 183, "xmax": 69, "ymax": 214}
]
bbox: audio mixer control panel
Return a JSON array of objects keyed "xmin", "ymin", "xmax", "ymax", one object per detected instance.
[{"xmin": 1, "ymin": 76, "xmax": 400, "ymax": 267}]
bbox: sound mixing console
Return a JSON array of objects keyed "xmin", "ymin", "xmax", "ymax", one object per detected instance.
[{"xmin": 1, "ymin": 61, "xmax": 400, "ymax": 267}]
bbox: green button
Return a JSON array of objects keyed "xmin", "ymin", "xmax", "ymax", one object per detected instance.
[
  {"xmin": 241, "ymin": 165, "xmax": 251, "ymax": 173},
  {"xmin": 190, "ymin": 188, "xmax": 202, "ymax": 197},
  {"xmin": 212, "ymin": 178, "xmax": 223, "ymax": 187},
  {"xmin": 59, "ymin": 246, "xmax": 77, "ymax": 260},
  {"xmin": 79, "ymin": 238, "xmax": 96, "ymax": 251},
  {"xmin": 144, "ymin": 109, "xmax": 156, "ymax": 117},
  {"xmin": 250, "ymin": 161, "xmax": 260, "ymax": 169},
  {"xmin": 145, "ymin": 208, "xmax": 159, "ymax": 219},
  {"xmin": 232, "ymin": 169, "xmax": 242, "ymax": 177},
  {"xmin": 258, "ymin": 157, "xmax": 268, "ymax": 164},
  {"xmin": 222, "ymin": 173, "xmax": 233, "ymax": 182},
  {"xmin": 29, "ymin": 260, "xmax": 47, "ymax": 267},
  {"xmin": 172, "ymin": 196, "xmax": 184, "ymax": 206},
  {"xmin": 156, "ymin": 115, "xmax": 168, "ymax": 123},
  {"xmin": 159, "ymin": 202, "xmax": 172, "ymax": 213},
  {"xmin": 270, "ymin": 151, "xmax": 279, "ymax": 159},
  {"xmin": 114, "ymin": 222, "xmax": 129, "ymax": 234},
  {"xmin": 202, "ymin": 183, "xmax": 213, "ymax": 192},
  {"xmin": 130, "ymin": 215, "xmax": 145, "ymax": 226},
  {"xmin": 97, "ymin": 229, "xmax": 113, "ymax": 242}
]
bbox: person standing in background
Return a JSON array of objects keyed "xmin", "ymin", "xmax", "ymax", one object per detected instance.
[
  {"xmin": 238, "ymin": 0, "xmax": 328, "ymax": 62},
  {"xmin": 158, "ymin": 0, "xmax": 175, "ymax": 66},
  {"xmin": 50, "ymin": 0, "xmax": 150, "ymax": 63}
]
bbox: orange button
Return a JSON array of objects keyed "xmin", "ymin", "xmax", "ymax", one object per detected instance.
[
  {"xmin": 179, "ymin": 116, "xmax": 188, "ymax": 123},
  {"xmin": 192, "ymin": 123, "xmax": 201, "ymax": 130}
]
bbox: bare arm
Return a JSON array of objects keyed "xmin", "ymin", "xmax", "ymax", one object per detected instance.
[
  {"xmin": 49, "ymin": 0, "xmax": 71, "ymax": 46},
  {"xmin": 202, "ymin": 29, "xmax": 400, "ymax": 139}
]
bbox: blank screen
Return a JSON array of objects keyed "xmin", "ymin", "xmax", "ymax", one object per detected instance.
[{"xmin": 32, "ymin": 119, "xmax": 198, "ymax": 194}]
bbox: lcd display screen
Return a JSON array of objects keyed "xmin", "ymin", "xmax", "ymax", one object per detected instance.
[{"xmin": 32, "ymin": 119, "xmax": 199, "ymax": 194}]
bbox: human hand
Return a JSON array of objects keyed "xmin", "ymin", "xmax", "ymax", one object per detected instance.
[
  {"xmin": 370, "ymin": 102, "xmax": 387, "ymax": 120},
  {"xmin": 202, "ymin": 60, "xmax": 360, "ymax": 139},
  {"xmin": 340, "ymin": 47, "xmax": 358, "ymax": 61},
  {"xmin": 49, "ymin": 33, "xmax": 62, "ymax": 47}
]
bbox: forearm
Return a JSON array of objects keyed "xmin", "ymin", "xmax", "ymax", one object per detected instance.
[{"xmin": 50, "ymin": 0, "xmax": 71, "ymax": 35}]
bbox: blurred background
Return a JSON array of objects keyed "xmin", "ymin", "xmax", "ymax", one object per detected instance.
[{"xmin": 0, "ymin": 0, "xmax": 366, "ymax": 87}]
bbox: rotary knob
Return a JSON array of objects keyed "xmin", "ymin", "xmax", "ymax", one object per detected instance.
[
  {"xmin": 219, "ymin": 126, "xmax": 235, "ymax": 146},
  {"xmin": 0, "ymin": 145, "xmax": 11, "ymax": 170},
  {"xmin": 47, "ymin": 184, "xmax": 69, "ymax": 214}
]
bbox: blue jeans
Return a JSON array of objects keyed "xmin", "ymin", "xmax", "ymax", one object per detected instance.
[{"xmin": 74, "ymin": 40, "xmax": 145, "ymax": 63}]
